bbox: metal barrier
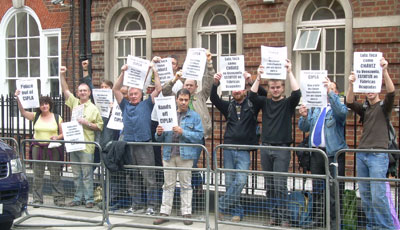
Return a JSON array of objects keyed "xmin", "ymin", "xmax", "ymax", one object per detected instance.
[
  {"xmin": 106, "ymin": 141, "xmax": 211, "ymax": 230},
  {"xmin": 13, "ymin": 139, "xmax": 106, "ymax": 228},
  {"xmin": 0, "ymin": 137, "xmax": 19, "ymax": 152},
  {"xmin": 334, "ymin": 149, "xmax": 400, "ymax": 230},
  {"xmin": 214, "ymin": 144, "xmax": 331, "ymax": 230}
]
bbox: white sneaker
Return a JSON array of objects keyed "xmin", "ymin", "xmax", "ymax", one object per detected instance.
[
  {"xmin": 124, "ymin": 206, "xmax": 145, "ymax": 214},
  {"xmin": 146, "ymin": 207, "xmax": 155, "ymax": 216}
]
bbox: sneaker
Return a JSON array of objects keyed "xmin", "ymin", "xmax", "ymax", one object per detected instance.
[
  {"xmin": 30, "ymin": 201, "xmax": 43, "ymax": 208},
  {"xmin": 153, "ymin": 214, "xmax": 169, "ymax": 225},
  {"xmin": 231, "ymin": 216, "xmax": 241, "ymax": 222},
  {"xmin": 85, "ymin": 202, "xmax": 94, "ymax": 208},
  {"xmin": 124, "ymin": 206, "xmax": 145, "ymax": 214},
  {"xmin": 146, "ymin": 207, "xmax": 155, "ymax": 216},
  {"xmin": 183, "ymin": 214, "xmax": 193, "ymax": 225},
  {"xmin": 68, "ymin": 201, "xmax": 81, "ymax": 207}
]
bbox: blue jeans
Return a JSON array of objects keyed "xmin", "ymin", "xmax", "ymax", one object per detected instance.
[
  {"xmin": 261, "ymin": 143, "xmax": 291, "ymax": 222},
  {"xmin": 357, "ymin": 152, "xmax": 394, "ymax": 230},
  {"xmin": 218, "ymin": 149, "xmax": 250, "ymax": 217},
  {"xmin": 70, "ymin": 151, "xmax": 94, "ymax": 204}
]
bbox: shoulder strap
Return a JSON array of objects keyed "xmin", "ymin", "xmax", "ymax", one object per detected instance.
[{"xmin": 33, "ymin": 112, "xmax": 41, "ymax": 126}]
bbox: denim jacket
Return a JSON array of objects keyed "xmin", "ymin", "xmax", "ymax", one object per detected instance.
[
  {"xmin": 298, "ymin": 91, "xmax": 348, "ymax": 157},
  {"xmin": 155, "ymin": 109, "xmax": 204, "ymax": 161}
]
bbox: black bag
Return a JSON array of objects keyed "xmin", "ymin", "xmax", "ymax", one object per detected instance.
[{"xmin": 296, "ymin": 136, "xmax": 311, "ymax": 172}]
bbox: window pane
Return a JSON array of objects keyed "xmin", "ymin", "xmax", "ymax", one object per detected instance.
[
  {"xmin": 227, "ymin": 9, "xmax": 236, "ymax": 25},
  {"xmin": 332, "ymin": 0, "xmax": 345, "ymax": 19},
  {"xmin": 135, "ymin": 38, "xmax": 141, "ymax": 56},
  {"xmin": 202, "ymin": 11, "xmax": 213, "ymax": 26},
  {"xmin": 18, "ymin": 59, "xmax": 28, "ymax": 77},
  {"xmin": 314, "ymin": 0, "xmax": 331, "ymax": 7},
  {"xmin": 118, "ymin": 39, "xmax": 123, "ymax": 56},
  {"xmin": 125, "ymin": 38, "xmax": 131, "ymax": 56},
  {"xmin": 17, "ymin": 13, "xmax": 27, "ymax": 37},
  {"xmin": 326, "ymin": 52, "xmax": 334, "ymax": 74},
  {"xmin": 230, "ymin": 34, "xmax": 236, "ymax": 54},
  {"xmin": 297, "ymin": 30, "xmax": 308, "ymax": 49},
  {"xmin": 118, "ymin": 17, "xmax": 127, "ymax": 31},
  {"xmin": 139, "ymin": 15, "xmax": 146, "ymax": 29},
  {"xmin": 211, "ymin": 15, "xmax": 229, "ymax": 26},
  {"xmin": 213, "ymin": 5, "xmax": 227, "ymax": 15},
  {"xmin": 30, "ymin": 38, "xmax": 40, "ymax": 57},
  {"xmin": 201, "ymin": 35, "xmax": 209, "ymax": 49},
  {"xmin": 301, "ymin": 53, "xmax": 310, "ymax": 70},
  {"xmin": 7, "ymin": 16, "xmax": 15, "ymax": 38},
  {"xmin": 48, "ymin": 37, "xmax": 58, "ymax": 56},
  {"xmin": 29, "ymin": 15, "xmax": 39, "ymax": 36},
  {"xmin": 126, "ymin": 21, "xmax": 141, "ymax": 30},
  {"xmin": 7, "ymin": 40, "xmax": 16, "ymax": 58},
  {"xmin": 326, "ymin": 29, "xmax": 334, "ymax": 50},
  {"xmin": 336, "ymin": 52, "xmax": 344, "ymax": 74},
  {"xmin": 306, "ymin": 30, "xmax": 320, "ymax": 49},
  {"xmin": 212, "ymin": 56, "xmax": 217, "ymax": 72},
  {"xmin": 30, "ymin": 59, "xmax": 40, "ymax": 77},
  {"xmin": 210, "ymin": 34, "xmax": 216, "ymax": 53},
  {"xmin": 336, "ymin": 28, "xmax": 345, "ymax": 50},
  {"xmin": 118, "ymin": 59, "xmax": 124, "ymax": 72},
  {"xmin": 7, "ymin": 59, "xmax": 16, "ymax": 77},
  {"xmin": 313, "ymin": 9, "xmax": 335, "ymax": 20},
  {"xmin": 49, "ymin": 58, "xmax": 58, "ymax": 76},
  {"xmin": 17, "ymin": 39, "xmax": 27, "ymax": 57},
  {"xmin": 142, "ymin": 38, "xmax": 146, "ymax": 57},
  {"xmin": 335, "ymin": 75, "xmax": 344, "ymax": 93},
  {"xmin": 50, "ymin": 79, "xmax": 60, "ymax": 97},
  {"xmin": 302, "ymin": 4, "xmax": 316, "ymax": 21},
  {"xmin": 222, "ymin": 34, "xmax": 229, "ymax": 54},
  {"xmin": 311, "ymin": 53, "xmax": 320, "ymax": 70},
  {"xmin": 8, "ymin": 80, "xmax": 16, "ymax": 96}
]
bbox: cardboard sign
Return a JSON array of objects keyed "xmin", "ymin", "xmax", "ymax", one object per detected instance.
[
  {"xmin": 261, "ymin": 46, "xmax": 287, "ymax": 79},
  {"xmin": 155, "ymin": 96, "xmax": 178, "ymax": 131},
  {"xmin": 92, "ymin": 89, "xmax": 113, "ymax": 118},
  {"xmin": 300, "ymin": 70, "xmax": 328, "ymax": 108},
  {"xmin": 219, "ymin": 55, "xmax": 245, "ymax": 91},
  {"xmin": 155, "ymin": 58, "xmax": 174, "ymax": 85},
  {"xmin": 62, "ymin": 121, "xmax": 85, "ymax": 152},
  {"xmin": 182, "ymin": 48, "xmax": 207, "ymax": 81},
  {"xmin": 16, "ymin": 79, "xmax": 40, "ymax": 109},
  {"xmin": 123, "ymin": 55, "xmax": 150, "ymax": 89},
  {"xmin": 353, "ymin": 52, "xmax": 383, "ymax": 93},
  {"xmin": 107, "ymin": 102, "xmax": 124, "ymax": 130}
]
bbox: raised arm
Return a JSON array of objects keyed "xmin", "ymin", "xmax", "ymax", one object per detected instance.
[
  {"xmin": 113, "ymin": 64, "xmax": 128, "ymax": 104},
  {"xmin": 151, "ymin": 56, "xmax": 162, "ymax": 103},
  {"xmin": 60, "ymin": 66, "xmax": 72, "ymax": 100},
  {"xmin": 381, "ymin": 57, "xmax": 394, "ymax": 93},
  {"xmin": 210, "ymin": 73, "xmax": 229, "ymax": 118},
  {"xmin": 14, "ymin": 90, "xmax": 34, "ymax": 121},
  {"xmin": 286, "ymin": 59, "xmax": 299, "ymax": 91},
  {"xmin": 251, "ymin": 65, "xmax": 263, "ymax": 93},
  {"xmin": 346, "ymin": 72, "xmax": 355, "ymax": 104},
  {"xmin": 198, "ymin": 50, "xmax": 215, "ymax": 99}
]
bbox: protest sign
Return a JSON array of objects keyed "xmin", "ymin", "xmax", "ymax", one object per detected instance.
[
  {"xmin": 16, "ymin": 79, "xmax": 39, "ymax": 109},
  {"xmin": 92, "ymin": 89, "xmax": 113, "ymax": 118},
  {"xmin": 261, "ymin": 46, "xmax": 287, "ymax": 79},
  {"xmin": 71, "ymin": 104, "xmax": 84, "ymax": 121},
  {"xmin": 155, "ymin": 96, "xmax": 178, "ymax": 131},
  {"xmin": 155, "ymin": 58, "xmax": 174, "ymax": 85},
  {"xmin": 107, "ymin": 102, "xmax": 124, "ymax": 130},
  {"xmin": 219, "ymin": 55, "xmax": 245, "ymax": 91},
  {"xmin": 300, "ymin": 70, "xmax": 328, "ymax": 108},
  {"xmin": 123, "ymin": 55, "xmax": 150, "ymax": 89},
  {"xmin": 62, "ymin": 121, "xmax": 85, "ymax": 152},
  {"xmin": 182, "ymin": 48, "xmax": 207, "ymax": 81},
  {"xmin": 353, "ymin": 52, "xmax": 382, "ymax": 93}
]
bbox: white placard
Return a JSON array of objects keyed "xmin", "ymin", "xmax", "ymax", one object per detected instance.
[
  {"xmin": 219, "ymin": 55, "xmax": 245, "ymax": 91},
  {"xmin": 123, "ymin": 55, "xmax": 150, "ymax": 89},
  {"xmin": 92, "ymin": 89, "xmax": 113, "ymax": 118},
  {"xmin": 182, "ymin": 48, "xmax": 207, "ymax": 81},
  {"xmin": 155, "ymin": 58, "xmax": 174, "ymax": 85},
  {"xmin": 107, "ymin": 102, "xmax": 124, "ymax": 130},
  {"xmin": 16, "ymin": 79, "xmax": 40, "ymax": 109},
  {"xmin": 353, "ymin": 52, "xmax": 383, "ymax": 93},
  {"xmin": 261, "ymin": 46, "xmax": 287, "ymax": 79},
  {"xmin": 0, "ymin": 203, "xmax": 2, "ymax": 214},
  {"xmin": 300, "ymin": 70, "xmax": 328, "ymax": 108},
  {"xmin": 71, "ymin": 104, "xmax": 84, "ymax": 121},
  {"xmin": 155, "ymin": 96, "xmax": 178, "ymax": 131},
  {"xmin": 61, "ymin": 121, "xmax": 85, "ymax": 152}
]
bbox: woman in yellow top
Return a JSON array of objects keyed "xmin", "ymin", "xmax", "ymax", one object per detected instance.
[{"xmin": 15, "ymin": 90, "xmax": 65, "ymax": 207}]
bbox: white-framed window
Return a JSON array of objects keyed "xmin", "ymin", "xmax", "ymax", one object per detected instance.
[
  {"xmin": 114, "ymin": 11, "xmax": 146, "ymax": 74},
  {"xmin": 294, "ymin": 0, "xmax": 347, "ymax": 93},
  {"xmin": 0, "ymin": 7, "xmax": 61, "ymax": 97}
]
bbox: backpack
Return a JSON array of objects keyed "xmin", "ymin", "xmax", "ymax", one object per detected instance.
[
  {"xmin": 33, "ymin": 112, "xmax": 60, "ymax": 134},
  {"xmin": 288, "ymin": 191, "xmax": 313, "ymax": 227}
]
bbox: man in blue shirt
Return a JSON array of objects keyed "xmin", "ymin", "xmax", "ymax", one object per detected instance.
[{"xmin": 113, "ymin": 57, "xmax": 162, "ymax": 215}]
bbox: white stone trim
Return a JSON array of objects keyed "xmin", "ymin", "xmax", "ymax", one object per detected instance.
[
  {"xmin": 152, "ymin": 28, "xmax": 185, "ymax": 38},
  {"xmin": 243, "ymin": 22, "xmax": 285, "ymax": 33},
  {"xmin": 354, "ymin": 16, "xmax": 400, "ymax": 28}
]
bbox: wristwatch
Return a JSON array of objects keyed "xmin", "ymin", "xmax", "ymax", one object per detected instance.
[{"xmin": 88, "ymin": 123, "xmax": 92, "ymax": 128}]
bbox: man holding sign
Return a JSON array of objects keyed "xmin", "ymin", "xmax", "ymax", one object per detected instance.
[
  {"xmin": 113, "ymin": 56, "xmax": 162, "ymax": 215},
  {"xmin": 298, "ymin": 78, "xmax": 348, "ymax": 229},
  {"xmin": 346, "ymin": 57, "xmax": 395, "ymax": 229},
  {"xmin": 60, "ymin": 66, "xmax": 104, "ymax": 208},
  {"xmin": 249, "ymin": 59, "xmax": 300, "ymax": 227},
  {"xmin": 153, "ymin": 89, "xmax": 203, "ymax": 226}
]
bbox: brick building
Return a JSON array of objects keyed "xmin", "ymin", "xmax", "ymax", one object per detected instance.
[{"xmin": 1, "ymin": 0, "xmax": 399, "ymax": 174}]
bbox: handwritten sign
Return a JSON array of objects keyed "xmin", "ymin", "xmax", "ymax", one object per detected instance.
[
  {"xmin": 300, "ymin": 70, "xmax": 327, "ymax": 108},
  {"xmin": 155, "ymin": 96, "xmax": 178, "ymax": 131},
  {"xmin": 62, "ymin": 121, "xmax": 85, "ymax": 152},
  {"xmin": 123, "ymin": 55, "xmax": 150, "ymax": 89},
  {"xmin": 92, "ymin": 89, "xmax": 113, "ymax": 118},
  {"xmin": 353, "ymin": 52, "xmax": 382, "ymax": 93},
  {"xmin": 155, "ymin": 58, "xmax": 174, "ymax": 85},
  {"xmin": 261, "ymin": 46, "xmax": 287, "ymax": 79},
  {"xmin": 182, "ymin": 48, "xmax": 207, "ymax": 81},
  {"xmin": 107, "ymin": 102, "xmax": 123, "ymax": 130},
  {"xmin": 71, "ymin": 104, "xmax": 84, "ymax": 122},
  {"xmin": 16, "ymin": 79, "xmax": 39, "ymax": 109},
  {"xmin": 219, "ymin": 55, "xmax": 245, "ymax": 91}
]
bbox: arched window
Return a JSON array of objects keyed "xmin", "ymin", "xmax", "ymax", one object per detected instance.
[{"xmin": 292, "ymin": 0, "xmax": 349, "ymax": 93}]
